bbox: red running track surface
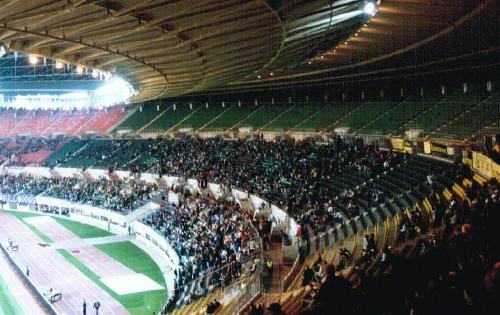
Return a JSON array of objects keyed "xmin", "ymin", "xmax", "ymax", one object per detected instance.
[{"xmin": 0, "ymin": 212, "xmax": 129, "ymax": 315}]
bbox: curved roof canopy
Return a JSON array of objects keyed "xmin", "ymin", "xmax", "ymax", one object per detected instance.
[
  {"xmin": 0, "ymin": 0, "xmax": 495, "ymax": 101},
  {"xmin": 0, "ymin": 0, "xmax": 376, "ymax": 102}
]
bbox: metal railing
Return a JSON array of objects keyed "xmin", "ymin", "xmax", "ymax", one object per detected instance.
[{"xmin": 157, "ymin": 233, "xmax": 263, "ymax": 314}]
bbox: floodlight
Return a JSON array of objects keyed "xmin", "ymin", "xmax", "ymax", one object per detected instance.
[
  {"xmin": 76, "ymin": 65, "xmax": 84, "ymax": 74},
  {"xmin": 55, "ymin": 61, "xmax": 64, "ymax": 69},
  {"xmin": 363, "ymin": 2, "xmax": 377, "ymax": 15},
  {"xmin": 29, "ymin": 54, "xmax": 39, "ymax": 64},
  {"xmin": 104, "ymin": 71, "xmax": 112, "ymax": 81}
]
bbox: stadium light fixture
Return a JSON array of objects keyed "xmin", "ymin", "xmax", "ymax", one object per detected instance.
[
  {"xmin": 363, "ymin": 2, "xmax": 377, "ymax": 15},
  {"xmin": 28, "ymin": 54, "xmax": 39, "ymax": 65},
  {"xmin": 55, "ymin": 61, "xmax": 64, "ymax": 69},
  {"xmin": 0, "ymin": 45, "xmax": 6, "ymax": 58},
  {"xmin": 103, "ymin": 71, "xmax": 112, "ymax": 81}
]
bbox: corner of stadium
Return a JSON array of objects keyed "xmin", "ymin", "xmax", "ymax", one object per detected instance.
[{"xmin": 0, "ymin": 1, "xmax": 499, "ymax": 315}]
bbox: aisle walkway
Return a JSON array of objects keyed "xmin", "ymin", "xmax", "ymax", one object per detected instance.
[
  {"xmin": 85, "ymin": 234, "xmax": 135, "ymax": 246},
  {"xmin": 265, "ymin": 240, "xmax": 292, "ymax": 293}
]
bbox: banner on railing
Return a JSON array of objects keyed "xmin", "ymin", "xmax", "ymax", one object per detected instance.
[
  {"xmin": 391, "ymin": 137, "xmax": 404, "ymax": 151},
  {"xmin": 0, "ymin": 193, "xmax": 36, "ymax": 204},
  {"xmin": 472, "ymin": 151, "xmax": 500, "ymax": 181},
  {"xmin": 403, "ymin": 140, "xmax": 413, "ymax": 154}
]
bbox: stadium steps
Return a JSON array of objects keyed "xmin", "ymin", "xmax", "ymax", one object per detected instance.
[
  {"xmin": 430, "ymin": 99, "xmax": 482, "ymax": 139},
  {"xmin": 255, "ymin": 104, "xmax": 322, "ymax": 132},
  {"xmin": 229, "ymin": 105, "xmax": 263, "ymax": 130},
  {"xmin": 115, "ymin": 103, "xmax": 164, "ymax": 132},
  {"xmin": 291, "ymin": 103, "xmax": 356, "ymax": 132},
  {"xmin": 7, "ymin": 112, "xmax": 30, "ymax": 136},
  {"xmin": 200, "ymin": 105, "xmax": 255, "ymax": 131},
  {"xmin": 71, "ymin": 142, "xmax": 90, "ymax": 159},
  {"xmin": 136, "ymin": 105, "xmax": 173, "ymax": 133},
  {"xmin": 435, "ymin": 92, "xmax": 500, "ymax": 140},
  {"xmin": 322, "ymin": 102, "xmax": 362, "ymax": 132},
  {"xmin": 287, "ymin": 104, "xmax": 327, "ymax": 132},
  {"xmin": 276, "ymin": 173, "xmax": 468, "ymax": 308},
  {"xmin": 44, "ymin": 139, "xmax": 86, "ymax": 166},
  {"xmin": 403, "ymin": 106, "xmax": 444, "ymax": 133},
  {"xmin": 237, "ymin": 105, "xmax": 288, "ymax": 130},
  {"xmin": 72, "ymin": 111, "xmax": 99, "ymax": 135},
  {"xmin": 473, "ymin": 98, "xmax": 500, "ymax": 138},
  {"xmin": 403, "ymin": 103, "xmax": 434, "ymax": 128},
  {"xmin": 356, "ymin": 100, "xmax": 399, "ymax": 134},
  {"xmin": 40, "ymin": 112, "xmax": 64, "ymax": 135},
  {"xmin": 177, "ymin": 105, "xmax": 229, "ymax": 130},
  {"xmin": 359, "ymin": 96, "xmax": 435, "ymax": 135},
  {"xmin": 198, "ymin": 105, "xmax": 234, "ymax": 131},
  {"xmin": 239, "ymin": 198, "xmax": 255, "ymax": 213},
  {"xmin": 108, "ymin": 107, "xmax": 135, "ymax": 132},
  {"xmin": 350, "ymin": 101, "xmax": 399, "ymax": 132},
  {"xmin": 167, "ymin": 106, "xmax": 203, "ymax": 132},
  {"xmin": 406, "ymin": 90, "xmax": 482, "ymax": 136},
  {"xmin": 258, "ymin": 105, "xmax": 297, "ymax": 131}
]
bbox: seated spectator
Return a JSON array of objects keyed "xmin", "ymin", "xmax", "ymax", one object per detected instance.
[
  {"xmin": 302, "ymin": 265, "xmax": 314, "ymax": 287},
  {"xmin": 266, "ymin": 302, "xmax": 285, "ymax": 315},
  {"xmin": 205, "ymin": 300, "xmax": 220, "ymax": 315}
]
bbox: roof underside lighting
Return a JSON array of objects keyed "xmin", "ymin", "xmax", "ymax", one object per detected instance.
[
  {"xmin": 0, "ymin": 45, "xmax": 6, "ymax": 58},
  {"xmin": 55, "ymin": 61, "xmax": 64, "ymax": 69},
  {"xmin": 28, "ymin": 54, "xmax": 38, "ymax": 65},
  {"xmin": 363, "ymin": 2, "xmax": 377, "ymax": 15}
]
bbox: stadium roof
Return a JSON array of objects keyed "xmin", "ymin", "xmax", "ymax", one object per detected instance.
[{"xmin": 0, "ymin": 0, "xmax": 495, "ymax": 101}]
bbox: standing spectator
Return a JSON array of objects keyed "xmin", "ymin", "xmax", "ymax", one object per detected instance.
[
  {"xmin": 82, "ymin": 299, "xmax": 87, "ymax": 315},
  {"xmin": 93, "ymin": 301, "xmax": 101, "ymax": 315}
]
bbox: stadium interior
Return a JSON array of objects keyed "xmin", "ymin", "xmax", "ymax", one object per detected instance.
[{"xmin": 0, "ymin": 1, "xmax": 499, "ymax": 315}]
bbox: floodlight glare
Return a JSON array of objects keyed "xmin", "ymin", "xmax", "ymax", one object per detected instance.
[
  {"xmin": 76, "ymin": 65, "xmax": 84, "ymax": 74},
  {"xmin": 55, "ymin": 61, "xmax": 64, "ymax": 69},
  {"xmin": 92, "ymin": 69, "xmax": 99, "ymax": 78},
  {"xmin": 28, "ymin": 54, "xmax": 39, "ymax": 64},
  {"xmin": 0, "ymin": 45, "xmax": 6, "ymax": 58},
  {"xmin": 103, "ymin": 71, "xmax": 112, "ymax": 81},
  {"xmin": 363, "ymin": 2, "xmax": 377, "ymax": 15}
]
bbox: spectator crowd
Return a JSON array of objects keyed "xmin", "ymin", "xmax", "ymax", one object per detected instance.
[
  {"xmin": 0, "ymin": 173, "xmax": 158, "ymax": 214},
  {"xmin": 296, "ymin": 178, "xmax": 500, "ymax": 315},
  {"xmin": 142, "ymin": 194, "xmax": 260, "ymax": 307},
  {"xmin": 45, "ymin": 136, "xmax": 408, "ymax": 232}
]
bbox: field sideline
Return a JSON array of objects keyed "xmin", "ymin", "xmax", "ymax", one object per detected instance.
[
  {"xmin": 0, "ymin": 210, "xmax": 167, "ymax": 315},
  {"xmin": 0, "ymin": 269, "xmax": 24, "ymax": 315}
]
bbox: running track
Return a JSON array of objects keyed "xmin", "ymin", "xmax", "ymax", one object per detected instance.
[
  {"xmin": 0, "ymin": 212, "xmax": 128, "ymax": 315},
  {"xmin": 0, "ymin": 251, "xmax": 46, "ymax": 314},
  {"xmin": 32, "ymin": 219, "xmax": 134, "ymax": 279}
]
